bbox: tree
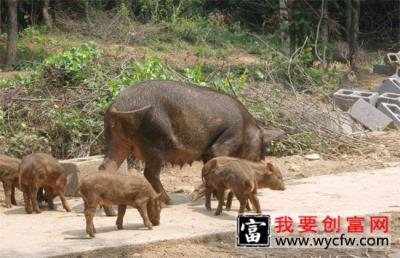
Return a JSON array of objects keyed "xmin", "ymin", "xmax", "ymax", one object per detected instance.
[
  {"xmin": 0, "ymin": 0, "xmax": 2, "ymax": 35},
  {"xmin": 279, "ymin": 0, "xmax": 295, "ymax": 54},
  {"xmin": 320, "ymin": 0, "xmax": 329, "ymax": 69},
  {"xmin": 42, "ymin": 0, "xmax": 52, "ymax": 29},
  {"xmin": 6, "ymin": 0, "xmax": 18, "ymax": 70},
  {"xmin": 349, "ymin": 0, "xmax": 360, "ymax": 71}
]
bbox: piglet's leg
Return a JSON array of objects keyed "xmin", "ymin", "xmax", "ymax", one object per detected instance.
[
  {"xmin": 2, "ymin": 181, "xmax": 12, "ymax": 208},
  {"xmin": 225, "ymin": 191, "xmax": 233, "ymax": 211},
  {"xmin": 214, "ymin": 188, "xmax": 225, "ymax": 216},
  {"xmin": 85, "ymin": 203, "xmax": 97, "ymax": 237},
  {"xmin": 136, "ymin": 202, "xmax": 152, "ymax": 230},
  {"xmin": 11, "ymin": 184, "xmax": 17, "ymax": 205},
  {"xmin": 248, "ymin": 194, "xmax": 261, "ymax": 214},
  {"xmin": 116, "ymin": 205, "xmax": 127, "ymax": 230},
  {"xmin": 57, "ymin": 189, "xmax": 71, "ymax": 212},
  {"xmin": 246, "ymin": 201, "xmax": 252, "ymax": 211},
  {"xmin": 237, "ymin": 195, "xmax": 247, "ymax": 214},
  {"xmin": 44, "ymin": 187, "xmax": 55, "ymax": 210},
  {"xmin": 205, "ymin": 187, "xmax": 212, "ymax": 211},
  {"xmin": 23, "ymin": 188, "xmax": 33, "ymax": 214},
  {"xmin": 31, "ymin": 186, "xmax": 42, "ymax": 214}
]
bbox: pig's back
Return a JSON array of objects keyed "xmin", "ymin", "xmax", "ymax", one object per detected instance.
[{"xmin": 0, "ymin": 155, "xmax": 20, "ymax": 180}]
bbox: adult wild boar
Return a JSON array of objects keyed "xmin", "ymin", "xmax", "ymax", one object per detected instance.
[{"xmin": 99, "ymin": 80, "xmax": 284, "ymax": 204}]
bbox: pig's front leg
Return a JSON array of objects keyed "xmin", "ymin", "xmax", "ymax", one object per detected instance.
[{"xmin": 116, "ymin": 205, "xmax": 127, "ymax": 230}]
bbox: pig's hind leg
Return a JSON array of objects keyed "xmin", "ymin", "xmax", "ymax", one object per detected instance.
[
  {"xmin": 44, "ymin": 187, "xmax": 55, "ymax": 210},
  {"xmin": 31, "ymin": 185, "xmax": 42, "ymax": 213},
  {"xmin": 214, "ymin": 187, "xmax": 225, "ymax": 216},
  {"xmin": 2, "ymin": 181, "xmax": 13, "ymax": 208},
  {"xmin": 56, "ymin": 177, "xmax": 71, "ymax": 212},
  {"xmin": 205, "ymin": 186, "xmax": 212, "ymax": 211},
  {"xmin": 22, "ymin": 188, "xmax": 33, "ymax": 214},
  {"xmin": 116, "ymin": 205, "xmax": 127, "ymax": 230},
  {"xmin": 226, "ymin": 191, "xmax": 251, "ymax": 211},
  {"xmin": 11, "ymin": 183, "xmax": 17, "ymax": 205}
]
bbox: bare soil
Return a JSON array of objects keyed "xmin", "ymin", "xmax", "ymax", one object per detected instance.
[{"xmin": 56, "ymin": 224, "xmax": 400, "ymax": 258}]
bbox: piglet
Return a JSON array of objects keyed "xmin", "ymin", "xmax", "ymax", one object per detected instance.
[
  {"xmin": 19, "ymin": 153, "xmax": 70, "ymax": 214},
  {"xmin": 202, "ymin": 157, "xmax": 285, "ymax": 215},
  {"xmin": 78, "ymin": 172, "xmax": 161, "ymax": 237}
]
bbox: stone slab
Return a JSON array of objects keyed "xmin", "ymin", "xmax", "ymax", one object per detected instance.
[
  {"xmin": 60, "ymin": 155, "xmax": 129, "ymax": 196},
  {"xmin": 349, "ymin": 99, "xmax": 395, "ymax": 131}
]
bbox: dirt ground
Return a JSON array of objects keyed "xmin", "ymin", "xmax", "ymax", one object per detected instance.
[
  {"xmin": 1, "ymin": 130, "xmax": 400, "ymax": 257},
  {"xmin": 56, "ymin": 227, "xmax": 400, "ymax": 258},
  {"xmin": 160, "ymin": 130, "xmax": 400, "ymax": 195}
]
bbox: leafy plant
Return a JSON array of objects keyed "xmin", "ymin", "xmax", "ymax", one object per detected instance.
[{"xmin": 44, "ymin": 42, "xmax": 103, "ymax": 83}]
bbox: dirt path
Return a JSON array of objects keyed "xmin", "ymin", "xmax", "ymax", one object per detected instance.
[{"xmin": 1, "ymin": 166, "xmax": 400, "ymax": 258}]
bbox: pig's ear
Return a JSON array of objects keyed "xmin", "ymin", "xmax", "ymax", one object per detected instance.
[
  {"xmin": 109, "ymin": 105, "xmax": 152, "ymax": 126},
  {"xmin": 262, "ymin": 129, "xmax": 285, "ymax": 143}
]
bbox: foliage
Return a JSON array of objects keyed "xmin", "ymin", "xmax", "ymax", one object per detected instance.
[
  {"xmin": 43, "ymin": 42, "xmax": 104, "ymax": 83},
  {"xmin": 0, "ymin": 43, "xmax": 249, "ymax": 158}
]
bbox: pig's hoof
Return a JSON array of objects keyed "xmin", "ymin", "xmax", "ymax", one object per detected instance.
[
  {"xmin": 214, "ymin": 211, "xmax": 222, "ymax": 216},
  {"xmin": 145, "ymin": 223, "xmax": 153, "ymax": 230},
  {"xmin": 35, "ymin": 209, "xmax": 42, "ymax": 214},
  {"xmin": 116, "ymin": 224, "xmax": 123, "ymax": 230},
  {"xmin": 3, "ymin": 204, "xmax": 12, "ymax": 208},
  {"xmin": 65, "ymin": 207, "xmax": 71, "ymax": 212}
]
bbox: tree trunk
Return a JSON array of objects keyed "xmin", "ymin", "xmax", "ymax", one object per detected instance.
[
  {"xmin": 321, "ymin": 0, "xmax": 329, "ymax": 69},
  {"xmin": 42, "ymin": 0, "xmax": 52, "ymax": 29},
  {"xmin": 279, "ymin": 0, "xmax": 294, "ymax": 54},
  {"xmin": 398, "ymin": 0, "xmax": 400, "ymax": 43},
  {"xmin": 84, "ymin": 0, "xmax": 92, "ymax": 28},
  {"xmin": 349, "ymin": 0, "xmax": 360, "ymax": 71},
  {"xmin": 0, "ymin": 0, "xmax": 2, "ymax": 35},
  {"xmin": 6, "ymin": 0, "xmax": 18, "ymax": 70},
  {"xmin": 345, "ymin": 0, "xmax": 352, "ymax": 42}
]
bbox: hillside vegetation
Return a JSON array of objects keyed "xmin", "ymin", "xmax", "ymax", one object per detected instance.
[{"xmin": 0, "ymin": 1, "xmax": 395, "ymax": 160}]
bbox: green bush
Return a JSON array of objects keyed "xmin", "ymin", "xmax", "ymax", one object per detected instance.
[{"xmin": 44, "ymin": 42, "xmax": 103, "ymax": 83}]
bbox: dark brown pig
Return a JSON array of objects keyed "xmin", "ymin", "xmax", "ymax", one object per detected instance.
[
  {"xmin": 19, "ymin": 153, "xmax": 70, "ymax": 214},
  {"xmin": 78, "ymin": 172, "xmax": 161, "ymax": 237},
  {"xmin": 202, "ymin": 157, "xmax": 285, "ymax": 215},
  {"xmin": 0, "ymin": 155, "xmax": 21, "ymax": 208},
  {"xmin": 99, "ymin": 80, "xmax": 284, "ymax": 206}
]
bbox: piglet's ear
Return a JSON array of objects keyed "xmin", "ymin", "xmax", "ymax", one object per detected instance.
[
  {"xmin": 266, "ymin": 162, "xmax": 275, "ymax": 171},
  {"xmin": 262, "ymin": 129, "xmax": 285, "ymax": 143}
]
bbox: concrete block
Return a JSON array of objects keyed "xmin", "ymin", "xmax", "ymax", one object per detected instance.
[
  {"xmin": 60, "ymin": 155, "xmax": 129, "ymax": 196},
  {"xmin": 378, "ymin": 103, "xmax": 400, "ymax": 128},
  {"xmin": 377, "ymin": 77, "xmax": 400, "ymax": 94},
  {"xmin": 333, "ymin": 89, "xmax": 379, "ymax": 111},
  {"xmin": 373, "ymin": 64, "xmax": 395, "ymax": 76},
  {"xmin": 376, "ymin": 92, "xmax": 400, "ymax": 107},
  {"xmin": 387, "ymin": 52, "xmax": 400, "ymax": 65},
  {"xmin": 349, "ymin": 99, "xmax": 395, "ymax": 131}
]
